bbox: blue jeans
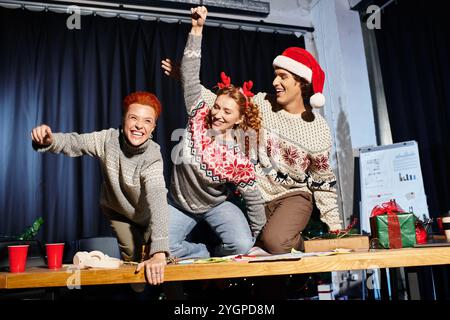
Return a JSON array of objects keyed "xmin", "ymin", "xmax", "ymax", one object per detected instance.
[{"xmin": 169, "ymin": 201, "xmax": 254, "ymax": 259}]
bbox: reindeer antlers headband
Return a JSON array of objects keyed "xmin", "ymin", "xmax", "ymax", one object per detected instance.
[
  {"xmin": 217, "ymin": 72, "xmax": 254, "ymax": 107},
  {"xmin": 217, "ymin": 72, "xmax": 231, "ymax": 89}
]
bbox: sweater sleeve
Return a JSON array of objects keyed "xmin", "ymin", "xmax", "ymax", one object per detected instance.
[
  {"xmin": 308, "ymin": 147, "xmax": 343, "ymax": 231},
  {"xmin": 200, "ymin": 85, "xmax": 217, "ymax": 107},
  {"xmin": 251, "ymin": 92, "xmax": 267, "ymax": 109},
  {"xmin": 181, "ymin": 33, "xmax": 203, "ymax": 115},
  {"xmin": 230, "ymin": 158, "xmax": 266, "ymax": 236},
  {"xmin": 141, "ymin": 156, "xmax": 170, "ymax": 256},
  {"xmin": 238, "ymin": 185, "xmax": 266, "ymax": 237},
  {"xmin": 33, "ymin": 129, "xmax": 114, "ymax": 159}
]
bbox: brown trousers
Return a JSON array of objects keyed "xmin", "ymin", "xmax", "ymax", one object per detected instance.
[
  {"xmin": 259, "ymin": 191, "xmax": 313, "ymax": 254},
  {"xmin": 103, "ymin": 208, "xmax": 149, "ymax": 262}
]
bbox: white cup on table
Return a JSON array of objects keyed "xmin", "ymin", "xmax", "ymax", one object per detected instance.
[{"xmin": 442, "ymin": 215, "xmax": 450, "ymax": 241}]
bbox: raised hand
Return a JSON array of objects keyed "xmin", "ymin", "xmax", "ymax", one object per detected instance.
[
  {"xmin": 161, "ymin": 58, "xmax": 181, "ymax": 80},
  {"xmin": 31, "ymin": 124, "xmax": 54, "ymax": 146},
  {"xmin": 190, "ymin": 6, "xmax": 208, "ymax": 34}
]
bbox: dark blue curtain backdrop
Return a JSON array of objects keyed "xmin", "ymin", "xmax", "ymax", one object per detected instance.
[
  {"xmin": 374, "ymin": 0, "xmax": 450, "ymax": 300},
  {"xmin": 0, "ymin": 7, "xmax": 304, "ymax": 242},
  {"xmin": 375, "ymin": 0, "xmax": 450, "ymax": 218}
]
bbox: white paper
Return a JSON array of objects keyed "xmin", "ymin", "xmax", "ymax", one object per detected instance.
[{"xmin": 359, "ymin": 141, "xmax": 429, "ymax": 233}]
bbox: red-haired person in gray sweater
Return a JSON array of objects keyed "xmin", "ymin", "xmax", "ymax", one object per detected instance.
[{"xmin": 31, "ymin": 92, "xmax": 169, "ymax": 285}]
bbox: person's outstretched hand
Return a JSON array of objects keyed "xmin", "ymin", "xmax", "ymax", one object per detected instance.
[
  {"xmin": 31, "ymin": 124, "xmax": 53, "ymax": 146},
  {"xmin": 161, "ymin": 58, "xmax": 180, "ymax": 80},
  {"xmin": 136, "ymin": 252, "xmax": 167, "ymax": 285}
]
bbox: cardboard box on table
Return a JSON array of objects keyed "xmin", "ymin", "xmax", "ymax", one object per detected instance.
[{"xmin": 304, "ymin": 236, "xmax": 370, "ymax": 253}]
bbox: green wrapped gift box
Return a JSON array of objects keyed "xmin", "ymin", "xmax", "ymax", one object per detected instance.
[{"xmin": 370, "ymin": 213, "xmax": 417, "ymax": 249}]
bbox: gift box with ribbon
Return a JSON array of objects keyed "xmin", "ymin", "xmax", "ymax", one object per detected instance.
[{"xmin": 370, "ymin": 200, "xmax": 417, "ymax": 249}]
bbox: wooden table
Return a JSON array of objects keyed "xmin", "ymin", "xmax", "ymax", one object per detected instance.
[{"xmin": 1, "ymin": 247, "xmax": 450, "ymax": 289}]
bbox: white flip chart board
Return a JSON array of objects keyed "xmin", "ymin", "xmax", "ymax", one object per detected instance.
[{"xmin": 359, "ymin": 141, "xmax": 429, "ymax": 233}]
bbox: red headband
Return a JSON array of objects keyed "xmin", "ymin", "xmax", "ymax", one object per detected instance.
[
  {"xmin": 217, "ymin": 72, "xmax": 231, "ymax": 89},
  {"xmin": 217, "ymin": 72, "xmax": 255, "ymax": 107}
]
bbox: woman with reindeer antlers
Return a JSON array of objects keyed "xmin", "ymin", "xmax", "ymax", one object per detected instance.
[
  {"xmin": 167, "ymin": 6, "xmax": 266, "ymax": 259},
  {"xmin": 163, "ymin": 6, "xmax": 343, "ymax": 256}
]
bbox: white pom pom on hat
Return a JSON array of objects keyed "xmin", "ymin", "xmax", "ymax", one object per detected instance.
[
  {"xmin": 273, "ymin": 47, "xmax": 326, "ymax": 108},
  {"xmin": 310, "ymin": 92, "xmax": 325, "ymax": 108}
]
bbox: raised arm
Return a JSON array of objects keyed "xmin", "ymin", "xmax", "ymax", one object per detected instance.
[
  {"xmin": 31, "ymin": 124, "xmax": 112, "ymax": 158},
  {"xmin": 161, "ymin": 59, "xmax": 218, "ymax": 110},
  {"xmin": 181, "ymin": 6, "xmax": 208, "ymax": 114}
]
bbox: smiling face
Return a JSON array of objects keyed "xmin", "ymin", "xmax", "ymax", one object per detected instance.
[
  {"xmin": 210, "ymin": 94, "xmax": 242, "ymax": 132},
  {"xmin": 272, "ymin": 68, "xmax": 302, "ymax": 108},
  {"xmin": 122, "ymin": 103, "xmax": 156, "ymax": 147}
]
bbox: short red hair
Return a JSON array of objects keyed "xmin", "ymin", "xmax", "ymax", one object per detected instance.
[{"xmin": 123, "ymin": 91, "xmax": 162, "ymax": 119}]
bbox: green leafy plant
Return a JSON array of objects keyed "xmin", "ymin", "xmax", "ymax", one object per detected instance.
[
  {"xmin": 17, "ymin": 217, "xmax": 44, "ymax": 240},
  {"xmin": 303, "ymin": 218, "xmax": 359, "ymax": 240}
]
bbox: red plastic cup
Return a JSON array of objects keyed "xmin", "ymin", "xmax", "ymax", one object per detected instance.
[
  {"xmin": 8, "ymin": 245, "xmax": 29, "ymax": 273},
  {"xmin": 46, "ymin": 243, "xmax": 65, "ymax": 269},
  {"xmin": 437, "ymin": 217, "xmax": 444, "ymax": 235}
]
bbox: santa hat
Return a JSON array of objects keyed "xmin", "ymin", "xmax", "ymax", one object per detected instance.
[{"xmin": 272, "ymin": 47, "xmax": 326, "ymax": 108}]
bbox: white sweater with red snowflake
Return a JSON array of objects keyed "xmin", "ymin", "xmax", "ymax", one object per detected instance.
[
  {"xmin": 190, "ymin": 35, "xmax": 343, "ymax": 231},
  {"xmin": 169, "ymin": 34, "xmax": 266, "ymax": 235}
]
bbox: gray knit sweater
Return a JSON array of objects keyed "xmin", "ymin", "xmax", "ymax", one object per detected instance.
[
  {"xmin": 169, "ymin": 33, "xmax": 266, "ymax": 235},
  {"xmin": 35, "ymin": 128, "xmax": 169, "ymax": 256}
]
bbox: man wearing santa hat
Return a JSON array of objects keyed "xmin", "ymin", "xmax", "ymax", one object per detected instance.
[
  {"xmin": 162, "ymin": 6, "xmax": 343, "ymax": 254},
  {"xmin": 254, "ymin": 46, "xmax": 343, "ymax": 253}
]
